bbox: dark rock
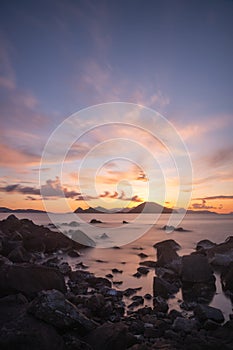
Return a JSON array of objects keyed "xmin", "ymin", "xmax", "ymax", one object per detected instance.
[
  {"xmin": 133, "ymin": 272, "xmax": 141, "ymax": 278},
  {"xmin": 123, "ymin": 287, "xmax": 142, "ymax": 297},
  {"xmin": 128, "ymin": 296, "xmax": 144, "ymax": 309},
  {"xmin": 0, "ymin": 263, "xmax": 66, "ymax": 297},
  {"xmin": 90, "ymin": 219, "xmax": 102, "ymax": 224},
  {"xmin": 8, "ymin": 246, "xmax": 32, "ymax": 263},
  {"xmin": 113, "ymin": 281, "xmax": 123, "ymax": 285},
  {"xmin": 181, "ymin": 254, "xmax": 215, "ymax": 283},
  {"xmin": 112, "ymin": 268, "xmax": 123, "ymax": 274},
  {"xmin": 207, "ymin": 236, "xmax": 233, "ymax": 266},
  {"xmin": 144, "ymin": 293, "xmax": 152, "ymax": 300},
  {"xmin": 168, "ymin": 309, "xmax": 183, "ymax": 321},
  {"xmin": 122, "ymin": 220, "xmax": 128, "ymax": 224},
  {"xmin": 63, "ymin": 333, "xmax": 92, "ymax": 350},
  {"xmin": 28, "ymin": 289, "xmax": 97, "ymax": 333},
  {"xmin": 221, "ymin": 262, "xmax": 233, "ymax": 293},
  {"xmin": 67, "ymin": 249, "xmax": 80, "ymax": 258},
  {"xmin": 153, "ymin": 276, "xmax": 179, "ymax": 299},
  {"xmin": 203, "ymin": 319, "xmax": 220, "ymax": 330},
  {"xmin": 137, "ymin": 267, "xmax": 149, "ymax": 275},
  {"xmin": 105, "ymin": 273, "xmax": 113, "ymax": 278},
  {"xmin": 59, "ymin": 262, "xmax": 72, "ymax": 275},
  {"xmin": 112, "ymin": 246, "xmax": 121, "ymax": 249},
  {"xmin": 196, "ymin": 239, "xmax": 216, "ymax": 251},
  {"xmin": 138, "ymin": 252, "xmax": 148, "ymax": 258},
  {"xmin": 172, "ymin": 316, "xmax": 197, "ymax": 333},
  {"xmin": 153, "ymin": 239, "xmax": 181, "ymax": 268},
  {"xmin": 0, "ymin": 310, "xmax": 64, "ymax": 350},
  {"xmin": 76, "ymin": 262, "xmax": 89, "ymax": 269},
  {"xmin": 85, "ymin": 322, "xmax": 137, "ymax": 350},
  {"xmin": 153, "ymin": 296, "xmax": 168, "ymax": 313},
  {"xmin": 139, "ymin": 260, "xmax": 157, "ymax": 268},
  {"xmin": 194, "ymin": 304, "xmax": 224, "ymax": 323}
]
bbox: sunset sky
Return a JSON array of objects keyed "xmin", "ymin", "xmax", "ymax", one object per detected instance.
[{"xmin": 0, "ymin": 0, "xmax": 233, "ymax": 213}]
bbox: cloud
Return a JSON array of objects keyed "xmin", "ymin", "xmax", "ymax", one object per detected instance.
[
  {"xmin": 191, "ymin": 199, "xmax": 216, "ymax": 210},
  {"xmin": 0, "ymin": 143, "xmax": 40, "ymax": 168},
  {"xmin": 75, "ymin": 190, "xmax": 144, "ymax": 203},
  {"xmin": 194, "ymin": 195, "xmax": 233, "ymax": 200},
  {"xmin": 0, "ymin": 177, "xmax": 81, "ymax": 199},
  {"xmin": 205, "ymin": 146, "xmax": 233, "ymax": 168}
]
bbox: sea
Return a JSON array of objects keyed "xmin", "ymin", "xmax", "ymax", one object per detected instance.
[{"xmin": 1, "ymin": 212, "xmax": 233, "ymax": 320}]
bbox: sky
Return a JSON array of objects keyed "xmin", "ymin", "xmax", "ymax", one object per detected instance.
[{"xmin": 0, "ymin": 0, "xmax": 233, "ymax": 213}]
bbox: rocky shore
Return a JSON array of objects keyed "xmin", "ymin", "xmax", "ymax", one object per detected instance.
[{"xmin": 1, "ymin": 215, "xmax": 233, "ymax": 349}]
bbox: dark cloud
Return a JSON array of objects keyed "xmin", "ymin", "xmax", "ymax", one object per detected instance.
[
  {"xmin": 192, "ymin": 199, "xmax": 216, "ymax": 210},
  {"xmin": 206, "ymin": 146, "xmax": 233, "ymax": 168},
  {"xmin": 194, "ymin": 195, "xmax": 233, "ymax": 200}
]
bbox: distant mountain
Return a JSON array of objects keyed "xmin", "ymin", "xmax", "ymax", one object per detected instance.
[
  {"xmin": 74, "ymin": 206, "xmax": 132, "ymax": 214},
  {"xmin": 0, "ymin": 207, "xmax": 47, "ymax": 213},
  {"xmin": 177, "ymin": 208, "xmax": 218, "ymax": 215},
  {"xmin": 127, "ymin": 202, "xmax": 175, "ymax": 214}
]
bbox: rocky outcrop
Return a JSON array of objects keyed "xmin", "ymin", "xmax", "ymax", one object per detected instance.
[
  {"xmin": 0, "ymin": 263, "xmax": 66, "ymax": 298},
  {"xmin": 153, "ymin": 239, "xmax": 181, "ymax": 269}
]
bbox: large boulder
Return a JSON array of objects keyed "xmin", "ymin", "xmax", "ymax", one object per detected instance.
[
  {"xmin": 85, "ymin": 322, "xmax": 137, "ymax": 350},
  {"xmin": 8, "ymin": 246, "xmax": 32, "ymax": 263},
  {"xmin": 153, "ymin": 239, "xmax": 181, "ymax": 268},
  {"xmin": 181, "ymin": 254, "xmax": 215, "ymax": 283},
  {"xmin": 153, "ymin": 276, "xmax": 179, "ymax": 299},
  {"xmin": 28, "ymin": 289, "xmax": 97, "ymax": 333},
  {"xmin": 207, "ymin": 236, "xmax": 233, "ymax": 266},
  {"xmin": 0, "ymin": 263, "xmax": 66, "ymax": 298},
  {"xmin": 194, "ymin": 304, "xmax": 224, "ymax": 324},
  {"xmin": 0, "ymin": 295, "xmax": 64, "ymax": 350},
  {"xmin": 221, "ymin": 262, "xmax": 233, "ymax": 294}
]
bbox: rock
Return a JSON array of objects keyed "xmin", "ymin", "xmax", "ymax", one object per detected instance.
[
  {"xmin": 69, "ymin": 221, "xmax": 80, "ymax": 227},
  {"xmin": 137, "ymin": 267, "xmax": 149, "ymax": 275},
  {"xmin": 207, "ymin": 236, "xmax": 233, "ymax": 266},
  {"xmin": 63, "ymin": 333, "xmax": 92, "ymax": 350},
  {"xmin": 123, "ymin": 287, "xmax": 142, "ymax": 297},
  {"xmin": 153, "ymin": 296, "xmax": 168, "ymax": 313},
  {"xmin": 144, "ymin": 293, "xmax": 152, "ymax": 300},
  {"xmin": 133, "ymin": 272, "xmax": 141, "ymax": 278},
  {"xmin": 122, "ymin": 220, "xmax": 128, "ymax": 224},
  {"xmin": 194, "ymin": 304, "xmax": 224, "ymax": 323},
  {"xmin": 28, "ymin": 289, "xmax": 97, "ymax": 333},
  {"xmin": 67, "ymin": 249, "xmax": 80, "ymax": 258},
  {"xmin": 181, "ymin": 254, "xmax": 215, "ymax": 283},
  {"xmin": 76, "ymin": 262, "xmax": 89, "ymax": 269},
  {"xmin": 105, "ymin": 273, "xmax": 113, "ymax": 278},
  {"xmin": 153, "ymin": 276, "xmax": 179, "ymax": 299},
  {"xmin": 113, "ymin": 281, "xmax": 123, "ymax": 285},
  {"xmin": 0, "ymin": 263, "xmax": 66, "ymax": 298},
  {"xmin": 196, "ymin": 239, "xmax": 216, "ymax": 251},
  {"xmin": 112, "ymin": 268, "xmax": 123, "ymax": 274},
  {"xmin": 172, "ymin": 317, "xmax": 197, "ymax": 333},
  {"xmin": 59, "ymin": 262, "xmax": 72, "ymax": 275},
  {"xmin": 100, "ymin": 233, "xmax": 109, "ymax": 239},
  {"xmin": 221, "ymin": 262, "xmax": 233, "ymax": 293},
  {"xmin": 90, "ymin": 219, "xmax": 102, "ymax": 224},
  {"xmin": 203, "ymin": 319, "xmax": 220, "ymax": 330},
  {"xmin": 0, "ymin": 310, "xmax": 64, "ymax": 350},
  {"xmin": 139, "ymin": 260, "xmax": 157, "ymax": 268},
  {"xmin": 153, "ymin": 239, "xmax": 181, "ymax": 268},
  {"xmin": 138, "ymin": 252, "xmax": 148, "ymax": 258},
  {"xmin": 85, "ymin": 322, "xmax": 137, "ymax": 350},
  {"xmin": 8, "ymin": 246, "xmax": 32, "ymax": 263}
]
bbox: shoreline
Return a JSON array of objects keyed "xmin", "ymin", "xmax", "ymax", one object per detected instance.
[{"xmin": 0, "ymin": 215, "xmax": 233, "ymax": 349}]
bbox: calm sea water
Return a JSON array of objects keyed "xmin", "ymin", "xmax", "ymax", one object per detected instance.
[{"xmin": 1, "ymin": 213, "xmax": 233, "ymax": 319}]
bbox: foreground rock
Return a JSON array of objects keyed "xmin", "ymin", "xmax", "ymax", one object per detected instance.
[
  {"xmin": 153, "ymin": 239, "xmax": 181, "ymax": 269},
  {"xmin": 28, "ymin": 289, "xmax": 97, "ymax": 333},
  {"xmin": 0, "ymin": 215, "xmax": 86, "ymax": 255},
  {"xmin": 194, "ymin": 304, "xmax": 224, "ymax": 324},
  {"xmin": 0, "ymin": 263, "xmax": 66, "ymax": 297},
  {"xmin": 205, "ymin": 236, "xmax": 233, "ymax": 266}
]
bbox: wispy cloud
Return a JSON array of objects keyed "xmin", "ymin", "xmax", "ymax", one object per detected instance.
[{"xmin": 194, "ymin": 195, "xmax": 233, "ymax": 200}]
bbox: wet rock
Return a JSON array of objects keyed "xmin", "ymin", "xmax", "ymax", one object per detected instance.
[
  {"xmin": 181, "ymin": 254, "xmax": 215, "ymax": 283},
  {"xmin": 113, "ymin": 281, "xmax": 123, "ymax": 286},
  {"xmin": 67, "ymin": 249, "xmax": 80, "ymax": 258},
  {"xmin": 153, "ymin": 296, "xmax": 169, "ymax": 313},
  {"xmin": 8, "ymin": 246, "xmax": 32, "ymax": 263},
  {"xmin": 28, "ymin": 289, "xmax": 97, "ymax": 333},
  {"xmin": 194, "ymin": 304, "xmax": 224, "ymax": 324},
  {"xmin": 85, "ymin": 322, "xmax": 137, "ymax": 350},
  {"xmin": 172, "ymin": 317, "xmax": 197, "ymax": 333},
  {"xmin": 138, "ymin": 252, "xmax": 148, "ymax": 259},
  {"xmin": 203, "ymin": 319, "xmax": 220, "ymax": 330},
  {"xmin": 133, "ymin": 272, "xmax": 141, "ymax": 278},
  {"xmin": 153, "ymin": 239, "xmax": 181, "ymax": 268},
  {"xmin": 112, "ymin": 268, "xmax": 123, "ymax": 274},
  {"xmin": 105, "ymin": 273, "xmax": 113, "ymax": 278},
  {"xmin": 139, "ymin": 261, "xmax": 156, "ymax": 270},
  {"xmin": 123, "ymin": 287, "xmax": 142, "ymax": 297},
  {"xmin": 76, "ymin": 262, "xmax": 89, "ymax": 269},
  {"xmin": 90, "ymin": 219, "xmax": 102, "ymax": 224},
  {"xmin": 137, "ymin": 267, "xmax": 149, "ymax": 275},
  {"xmin": 207, "ymin": 236, "xmax": 233, "ymax": 266},
  {"xmin": 153, "ymin": 276, "xmax": 179, "ymax": 299},
  {"xmin": 144, "ymin": 293, "xmax": 152, "ymax": 300},
  {"xmin": 0, "ymin": 263, "xmax": 66, "ymax": 298},
  {"xmin": 122, "ymin": 220, "xmax": 128, "ymax": 224}
]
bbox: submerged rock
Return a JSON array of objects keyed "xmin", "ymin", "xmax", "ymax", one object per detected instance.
[{"xmin": 90, "ymin": 219, "xmax": 103, "ymax": 224}]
